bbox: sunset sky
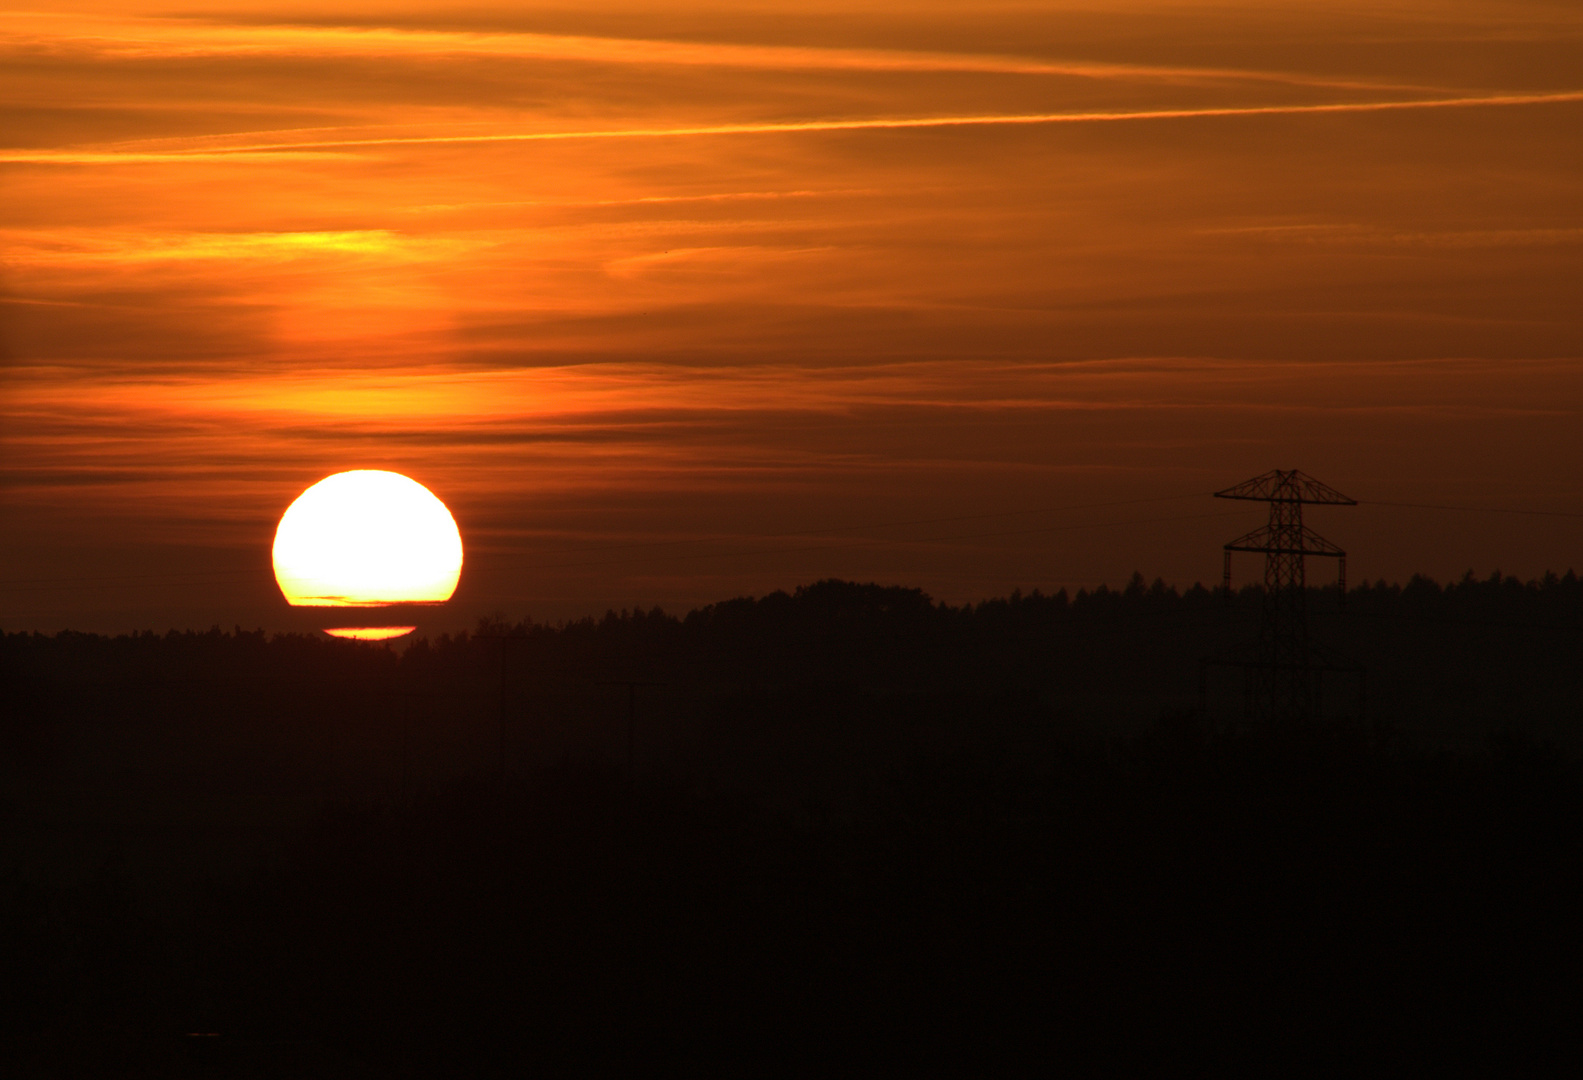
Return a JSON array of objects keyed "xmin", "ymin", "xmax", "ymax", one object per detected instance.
[{"xmin": 3, "ymin": 1, "xmax": 1581, "ymax": 633}]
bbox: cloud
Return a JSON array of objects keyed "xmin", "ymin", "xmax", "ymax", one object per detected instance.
[
  {"xmin": 5, "ymin": 3, "xmax": 1581, "ymax": 628},
  {"xmin": 8, "ymin": 91, "xmax": 1580, "ymax": 164},
  {"xmin": 0, "ymin": 11, "xmax": 1433, "ymax": 92},
  {"xmin": 1201, "ymin": 223, "xmax": 1583, "ymax": 248},
  {"xmin": 0, "ymin": 229, "xmax": 466, "ymax": 264}
]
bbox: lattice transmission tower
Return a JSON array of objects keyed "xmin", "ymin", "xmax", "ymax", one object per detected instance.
[{"xmin": 1216, "ymin": 469, "xmax": 1356, "ymax": 722}]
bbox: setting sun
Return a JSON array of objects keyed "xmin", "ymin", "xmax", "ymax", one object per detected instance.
[
  {"xmin": 272, "ymin": 471, "xmax": 463, "ymax": 615},
  {"xmin": 3, "ymin": 4, "xmax": 1580, "ymax": 1069}
]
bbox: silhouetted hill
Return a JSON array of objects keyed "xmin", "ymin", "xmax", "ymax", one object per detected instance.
[{"xmin": 3, "ymin": 572, "xmax": 1580, "ymax": 1073}]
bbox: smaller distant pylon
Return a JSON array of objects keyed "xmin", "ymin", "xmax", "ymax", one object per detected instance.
[{"xmin": 1216, "ymin": 469, "xmax": 1355, "ymax": 723}]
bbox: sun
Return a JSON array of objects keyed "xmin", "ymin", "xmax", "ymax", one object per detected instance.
[{"xmin": 272, "ymin": 471, "xmax": 463, "ymax": 637}]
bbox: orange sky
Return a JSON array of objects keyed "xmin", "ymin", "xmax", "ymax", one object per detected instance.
[{"xmin": 3, "ymin": 1, "xmax": 1581, "ymax": 632}]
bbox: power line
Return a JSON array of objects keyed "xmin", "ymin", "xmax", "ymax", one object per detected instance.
[
  {"xmin": 467, "ymin": 490, "xmax": 1216, "ymax": 562},
  {"xmin": 0, "ymin": 567, "xmax": 266, "ymax": 589},
  {"xmin": 512, "ymin": 507, "xmax": 1248, "ymax": 573},
  {"xmin": 0, "ymin": 506, "xmax": 1241, "ymax": 594},
  {"xmin": 5, "ymin": 488, "xmax": 1579, "ymax": 596},
  {"xmin": 1359, "ymin": 499, "xmax": 1583, "ymax": 519},
  {"xmin": 0, "ymin": 490, "xmax": 1214, "ymax": 592}
]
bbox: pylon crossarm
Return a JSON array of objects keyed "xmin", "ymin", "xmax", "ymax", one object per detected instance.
[
  {"xmin": 1213, "ymin": 472, "xmax": 1285, "ymax": 501},
  {"xmin": 1299, "ymin": 526, "xmax": 1345, "ymax": 556},
  {"xmin": 1287, "ymin": 471, "xmax": 1357, "ymax": 505},
  {"xmin": 1222, "ymin": 524, "xmax": 1346, "ymax": 557},
  {"xmin": 1214, "ymin": 469, "xmax": 1356, "ymax": 505}
]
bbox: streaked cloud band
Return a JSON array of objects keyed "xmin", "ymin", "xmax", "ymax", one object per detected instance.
[
  {"xmin": 8, "ymin": 90, "xmax": 1581, "ymax": 165},
  {"xmin": 0, "ymin": 12, "xmax": 1428, "ymax": 91}
]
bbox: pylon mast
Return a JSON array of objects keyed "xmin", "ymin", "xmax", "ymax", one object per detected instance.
[{"xmin": 1216, "ymin": 469, "xmax": 1355, "ymax": 722}]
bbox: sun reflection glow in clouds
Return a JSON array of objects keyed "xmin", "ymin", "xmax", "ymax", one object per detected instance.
[{"xmin": 272, "ymin": 471, "xmax": 463, "ymax": 620}]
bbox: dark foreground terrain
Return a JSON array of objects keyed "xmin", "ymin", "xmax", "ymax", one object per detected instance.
[{"xmin": 3, "ymin": 575, "xmax": 1580, "ymax": 1074}]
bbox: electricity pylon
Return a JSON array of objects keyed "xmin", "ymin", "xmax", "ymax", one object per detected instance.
[{"xmin": 1216, "ymin": 469, "xmax": 1355, "ymax": 722}]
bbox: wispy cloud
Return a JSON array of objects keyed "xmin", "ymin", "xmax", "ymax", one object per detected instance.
[
  {"xmin": 1202, "ymin": 223, "xmax": 1583, "ymax": 248},
  {"xmin": 8, "ymin": 90, "xmax": 1580, "ymax": 165},
  {"xmin": 9, "ymin": 357, "xmax": 1575, "ymax": 430},
  {"xmin": 0, "ymin": 230, "xmax": 470, "ymax": 264},
  {"xmin": 0, "ymin": 12, "xmax": 1431, "ymax": 92},
  {"xmin": 5, "ymin": 3, "xmax": 1581, "ymax": 628}
]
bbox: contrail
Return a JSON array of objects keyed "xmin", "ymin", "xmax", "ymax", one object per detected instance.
[{"xmin": 6, "ymin": 91, "xmax": 1581, "ymax": 164}]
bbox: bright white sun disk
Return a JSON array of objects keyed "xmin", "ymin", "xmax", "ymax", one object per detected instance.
[{"xmin": 273, "ymin": 470, "xmax": 463, "ymax": 607}]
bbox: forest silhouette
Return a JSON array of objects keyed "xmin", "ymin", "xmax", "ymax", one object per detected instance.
[{"xmin": 3, "ymin": 571, "xmax": 1581, "ymax": 1074}]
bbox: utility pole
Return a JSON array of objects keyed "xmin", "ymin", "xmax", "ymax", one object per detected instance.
[
  {"xmin": 1216, "ymin": 469, "xmax": 1355, "ymax": 722},
  {"xmin": 598, "ymin": 679, "xmax": 666, "ymax": 777},
  {"xmin": 499, "ymin": 635, "xmax": 508, "ymax": 779},
  {"xmin": 401, "ymin": 684, "xmax": 411, "ymax": 794}
]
